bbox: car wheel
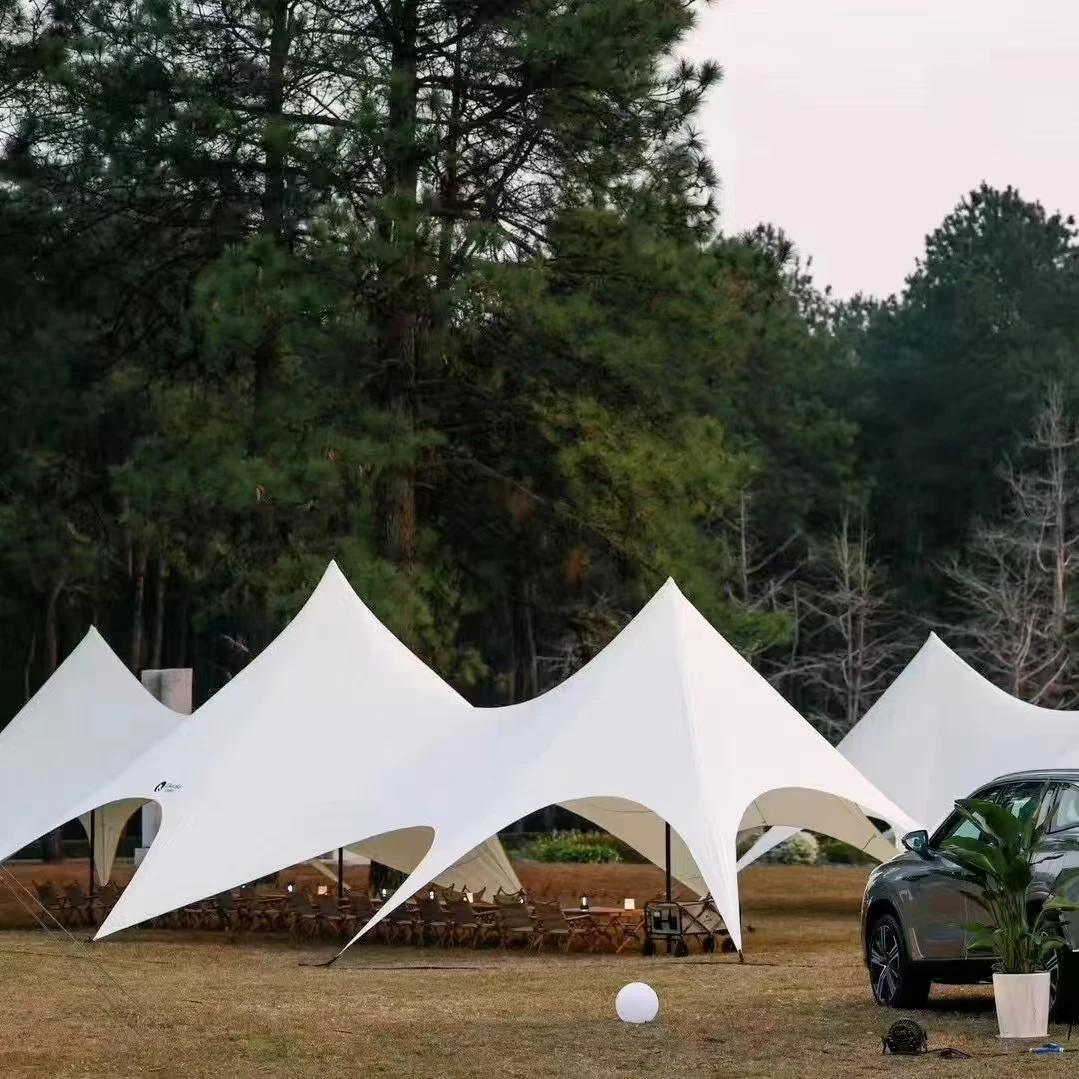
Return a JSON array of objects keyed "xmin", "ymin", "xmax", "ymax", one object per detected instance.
[{"xmin": 867, "ymin": 912, "xmax": 931, "ymax": 1008}]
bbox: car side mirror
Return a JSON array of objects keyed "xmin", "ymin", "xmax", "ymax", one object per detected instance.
[{"xmin": 902, "ymin": 830, "xmax": 930, "ymax": 857}]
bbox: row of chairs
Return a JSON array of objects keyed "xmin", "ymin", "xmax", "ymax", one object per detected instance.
[
  {"xmin": 373, "ymin": 893, "xmax": 606, "ymax": 952},
  {"xmin": 33, "ymin": 881, "xmax": 122, "ymax": 928},
  {"xmin": 165, "ymin": 887, "xmax": 611, "ymax": 952},
  {"xmin": 30, "ymin": 880, "xmax": 621, "ymax": 953}
]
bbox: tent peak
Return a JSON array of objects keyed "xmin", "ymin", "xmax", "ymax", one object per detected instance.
[
  {"xmin": 655, "ymin": 576, "xmax": 685, "ymax": 602},
  {"xmin": 307, "ymin": 561, "xmax": 365, "ymax": 609},
  {"xmin": 318, "ymin": 559, "xmax": 348, "ymax": 584}
]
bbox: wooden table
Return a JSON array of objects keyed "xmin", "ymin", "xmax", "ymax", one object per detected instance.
[{"xmin": 563, "ymin": 907, "xmax": 644, "ymax": 951}]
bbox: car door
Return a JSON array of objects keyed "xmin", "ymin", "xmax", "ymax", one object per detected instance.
[
  {"xmin": 962, "ymin": 781, "xmax": 1050, "ymax": 948},
  {"xmin": 909, "ymin": 805, "xmax": 990, "ymax": 960},
  {"xmin": 1032, "ymin": 782, "xmax": 1079, "ymax": 907}
]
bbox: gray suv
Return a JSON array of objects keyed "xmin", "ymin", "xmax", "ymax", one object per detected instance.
[{"xmin": 861, "ymin": 770, "xmax": 1079, "ymax": 1009}]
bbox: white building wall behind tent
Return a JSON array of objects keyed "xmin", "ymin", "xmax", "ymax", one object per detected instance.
[
  {"xmin": 0, "ymin": 629, "xmax": 181, "ymax": 880},
  {"xmin": 738, "ymin": 632, "xmax": 1079, "ymax": 871}
]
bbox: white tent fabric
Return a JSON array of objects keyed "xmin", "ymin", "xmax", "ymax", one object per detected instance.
[
  {"xmin": 0, "ymin": 630, "xmax": 181, "ymax": 884},
  {"xmin": 46, "ymin": 565, "xmax": 518, "ymax": 906},
  {"xmin": 94, "ymin": 573, "xmax": 914, "ymax": 954},
  {"xmin": 738, "ymin": 632, "xmax": 1079, "ymax": 871},
  {"xmin": 309, "ymin": 837, "xmax": 515, "ymax": 894},
  {"xmin": 309, "ymin": 834, "xmax": 517, "ymax": 896}
]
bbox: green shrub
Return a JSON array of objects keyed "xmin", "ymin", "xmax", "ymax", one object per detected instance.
[
  {"xmin": 815, "ymin": 836, "xmax": 875, "ymax": 865},
  {"xmin": 767, "ymin": 831, "xmax": 819, "ymax": 866},
  {"xmin": 516, "ymin": 830, "xmax": 623, "ymax": 864}
]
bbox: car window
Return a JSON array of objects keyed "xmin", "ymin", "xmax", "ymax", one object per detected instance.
[
  {"xmin": 996, "ymin": 782, "xmax": 1047, "ymax": 823},
  {"xmin": 934, "ymin": 813, "xmax": 982, "ymax": 844},
  {"xmin": 1052, "ymin": 785, "xmax": 1079, "ymax": 832},
  {"xmin": 930, "ymin": 783, "xmax": 1048, "ymax": 849},
  {"xmin": 929, "ymin": 785, "xmax": 1003, "ymax": 847}
]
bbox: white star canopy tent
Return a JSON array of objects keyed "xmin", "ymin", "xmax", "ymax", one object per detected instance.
[
  {"xmin": 738, "ymin": 632, "xmax": 1079, "ymax": 870},
  {"xmin": 0, "ymin": 629, "xmax": 182, "ymax": 885},
  {"xmin": 94, "ymin": 571, "xmax": 913, "ymax": 955},
  {"xmin": 46, "ymin": 564, "xmax": 518, "ymax": 910}
]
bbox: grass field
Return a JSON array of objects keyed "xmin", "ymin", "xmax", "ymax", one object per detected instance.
[{"xmin": 0, "ymin": 863, "xmax": 1069, "ymax": 1078}]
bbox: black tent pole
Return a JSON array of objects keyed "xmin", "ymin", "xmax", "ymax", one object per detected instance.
[
  {"xmin": 665, "ymin": 821, "xmax": 672, "ymax": 954},
  {"xmin": 337, "ymin": 847, "xmax": 344, "ymax": 901},
  {"xmin": 664, "ymin": 822, "xmax": 672, "ymax": 901},
  {"xmin": 88, "ymin": 808, "xmax": 96, "ymax": 900}
]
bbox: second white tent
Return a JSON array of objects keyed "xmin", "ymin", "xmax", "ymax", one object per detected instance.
[{"xmin": 91, "ymin": 566, "xmax": 915, "ymax": 954}]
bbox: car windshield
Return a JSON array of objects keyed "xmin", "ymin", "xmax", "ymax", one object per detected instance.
[{"xmin": 930, "ymin": 781, "xmax": 1048, "ymax": 849}]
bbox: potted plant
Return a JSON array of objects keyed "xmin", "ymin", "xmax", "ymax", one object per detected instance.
[{"xmin": 941, "ymin": 798, "xmax": 1079, "ymax": 1039}]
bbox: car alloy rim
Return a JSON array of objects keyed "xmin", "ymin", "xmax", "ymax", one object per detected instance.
[{"xmin": 869, "ymin": 922, "xmax": 901, "ymax": 1003}]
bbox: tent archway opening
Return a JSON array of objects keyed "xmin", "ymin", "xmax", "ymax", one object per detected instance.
[
  {"xmin": 736, "ymin": 786, "xmax": 898, "ymax": 865},
  {"xmin": 77, "ymin": 798, "xmax": 155, "ymax": 887},
  {"xmin": 340, "ymin": 796, "xmax": 710, "ymax": 960}
]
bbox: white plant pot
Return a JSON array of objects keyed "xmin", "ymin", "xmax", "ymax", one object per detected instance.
[{"xmin": 993, "ymin": 972, "xmax": 1050, "ymax": 1039}]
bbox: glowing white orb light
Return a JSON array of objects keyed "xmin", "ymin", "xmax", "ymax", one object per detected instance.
[{"xmin": 615, "ymin": 982, "xmax": 659, "ymax": 1024}]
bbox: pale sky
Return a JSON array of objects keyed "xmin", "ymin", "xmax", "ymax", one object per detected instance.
[{"xmin": 686, "ymin": 0, "xmax": 1079, "ymax": 298}]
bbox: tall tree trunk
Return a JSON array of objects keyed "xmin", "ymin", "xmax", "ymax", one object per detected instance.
[
  {"xmin": 374, "ymin": 0, "xmax": 420, "ymax": 572},
  {"xmin": 510, "ymin": 575, "xmax": 538, "ymax": 702},
  {"xmin": 44, "ymin": 579, "xmax": 62, "ymax": 676},
  {"xmin": 368, "ymin": 15, "xmax": 421, "ymax": 893},
  {"xmin": 42, "ymin": 580, "xmax": 65, "ymax": 863},
  {"xmin": 23, "ymin": 630, "xmax": 36, "ymax": 705},
  {"xmin": 152, "ymin": 560, "xmax": 168, "ymax": 670},
  {"xmin": 130, "ymin": 545, "xmax": 149, "ymax": 673},
  {"xmin": 176, "ymin": 587, "xmax": 190, "ymax": 670},
  {"xmin": 251, "ymin": 0, "xmax": 289, "ymax": 424}
]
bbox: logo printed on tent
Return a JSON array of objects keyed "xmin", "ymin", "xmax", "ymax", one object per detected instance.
[{"xmin": 153, "ymin": 781, "xmax": 182, "ymax": 793}]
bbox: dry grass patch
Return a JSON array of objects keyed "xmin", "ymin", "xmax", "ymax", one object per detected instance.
[{"xmin": 0, "ymin": 865, "xmax": 1068, "ymax": 1077}]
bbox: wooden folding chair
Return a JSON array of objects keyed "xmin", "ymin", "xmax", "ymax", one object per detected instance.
[
  {"xmin": 34, "ymin": 882, "xmax": 67, "ymax": 927},
  {"xmin": 284, "ymin": 891, "xmax": 319, "ymax": 941},
  {"xmin": 175, "ymin": 897, "xmax": 214, "ymax": 930},
  {"xmin": 314, "ymin": 894, "xmax": 345, "ymax": 940},
  {"xmin": 214, "ymin": 892, "xmax": 246, "ymax": 938},
  {"xmin": 531, "ymin": 902, "xmax": 595, "ymax": 954},
  {"xmin": 417, "ymin": 898, "xmax": 451, "ymax": 946},
  {"xmin": 381, "ymin": 902, "xmax": 418, "ymax": 944},
  {"xmin": 495, "ymin": 901, "xmax": 536, "ymax": 949},
  {"xmin": 448, "ymin": 900, "xmax": 492, "ymax": 947},
  {"xmin": 96, "ymin": 883, "xmax": 120, "ymax": 918},
  {"xmin": 63, "ymin": 883, "xmax": 95, "ymax": 927}
]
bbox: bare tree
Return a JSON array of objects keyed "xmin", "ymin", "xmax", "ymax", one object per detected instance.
[
  {"xmin": 789, "ymin": 510, "xmax": 907, "ymax": 740},
  {"xmin": 945, "ymin": 385, "xmax": 1079, "ymax": 706},
  {"xmin": 535, "ymin": 594, "xmax": 632, "ymax": 694},
  {"xmin": 723, "ymin": 486, "xmax": 803, "ymax": 669}
]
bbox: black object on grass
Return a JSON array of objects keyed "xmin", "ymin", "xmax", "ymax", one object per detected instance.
[{"xmin": 882, "ymin": 1018, "xmax": 928, "ymax": 1055}]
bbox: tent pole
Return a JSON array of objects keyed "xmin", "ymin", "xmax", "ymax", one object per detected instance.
[
  {"xmin": 664, "ymin": 821, "xmax": 672, "ymax": 954},
  {"xmin": 88, "ymin": 808, "xmax": 96, "ymax": 899},
  {"xmin": 337, "ymin": 847, "xmax": 344, "ymax": 901}
]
